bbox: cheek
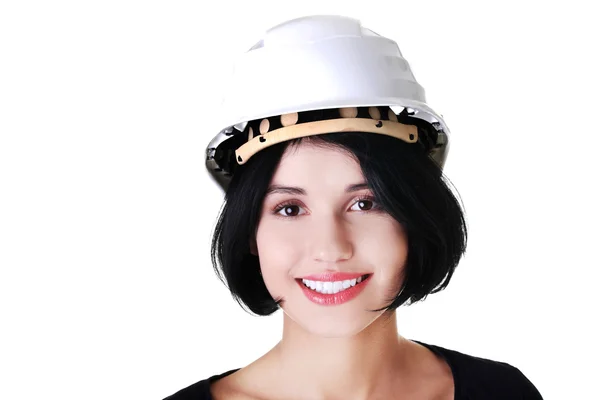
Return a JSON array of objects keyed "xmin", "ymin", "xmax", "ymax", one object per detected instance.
[
  {"xmin": 362, "ymin": 220, "xmax": 409, "ymax": 276},
  {"xmin": 360, "ymin": 216, "xmax": 408, "ymax": 248},
  {"xmin": 255, "ymin": 220, "xmax": 303, "ymax": 275},
  {"xmin": 255, "ymin": 221, "xmax": 306, "ymax": 298}
]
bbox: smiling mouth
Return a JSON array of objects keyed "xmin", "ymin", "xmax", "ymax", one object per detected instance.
[{"xmin": 295, "ymin": 274, "xmax": 371, "ymax": 295}]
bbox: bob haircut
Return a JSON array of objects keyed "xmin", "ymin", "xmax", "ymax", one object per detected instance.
[{"xmin": 210, "ymin": 111, "xmax": 468, "ymax": 316}]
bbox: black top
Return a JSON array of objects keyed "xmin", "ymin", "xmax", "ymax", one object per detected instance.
[{"xmin": 163, "ymin": 340, "xmax": 543, "ymax": 399}]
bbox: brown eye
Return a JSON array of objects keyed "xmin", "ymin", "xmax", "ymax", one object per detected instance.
[
  {"xmin": 350, "ymin": 198, "xmax": 377, "ymax": 212},
  {"xmin": 357, "ymin": 200, "xmax": 373, "ymax": 210},
  {"xmin": 275, "ymin": 204, "xmax": 304, "ymax": 217},
  {"xmin": 284, "ymin": 206, "xmax": 299, "ymax": 216}
]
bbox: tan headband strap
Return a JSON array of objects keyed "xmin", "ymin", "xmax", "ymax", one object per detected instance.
[{"xmin": 235, "ymin": 117, "xmax": 418, "ymax": 165}]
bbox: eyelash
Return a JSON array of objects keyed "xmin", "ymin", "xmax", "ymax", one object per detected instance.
[{"xmin": 272, "ymin": 195, "xmax": 382, "ymax": 219}]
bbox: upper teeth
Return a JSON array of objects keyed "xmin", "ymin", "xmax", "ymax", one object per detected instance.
[{"xmin": 301, "ymin": 276, "xmax": 365, "ymax": 294}]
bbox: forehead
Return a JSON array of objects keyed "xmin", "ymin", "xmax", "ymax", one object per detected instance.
[{"xmin": 270, "ymin": 142, "xmax": 363, "ymax": 186}]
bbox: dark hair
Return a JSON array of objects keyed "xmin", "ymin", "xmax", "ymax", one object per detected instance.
[{"xmin": 210, "ymin": 118, "xmax": 468, "ymax": 316}]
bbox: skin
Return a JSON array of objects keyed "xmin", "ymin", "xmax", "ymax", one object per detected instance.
[{"xmin": 211, "ymin": 141, "xmax": 454, "ymax": 400}]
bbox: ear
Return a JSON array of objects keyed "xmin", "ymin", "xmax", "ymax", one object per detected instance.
[{"xmin": 249, "ymin": 237, "xmax": 258, "ymax": 256}]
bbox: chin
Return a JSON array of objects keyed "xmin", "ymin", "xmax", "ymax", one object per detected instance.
[{"xmin": 282, "ymin": 306, "xmax": 385, "ymax": 338}]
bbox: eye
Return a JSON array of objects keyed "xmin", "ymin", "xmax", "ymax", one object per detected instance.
[
  {"xmin": 350, "ymin": 198, "xmax": 376, "ymax": 211},
  {"xmin": 274, "ymin": 203, "xmax": 305, "ymax": 217}
]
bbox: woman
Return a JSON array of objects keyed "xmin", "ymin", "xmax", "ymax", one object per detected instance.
[{"xmin": 165, "ymin": 15, "xmax": 543, "ymax": 400}]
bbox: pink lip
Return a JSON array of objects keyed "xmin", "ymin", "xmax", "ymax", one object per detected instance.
[
  {"xmin": 296, "ymin": 274, "xmax": 372, "ymax": 306},
  {"xmin": 299, "ymin": 272, "xmax": 369, "ymax": 281}
]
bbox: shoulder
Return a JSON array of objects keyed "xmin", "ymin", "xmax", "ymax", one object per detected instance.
[
  {"xmin": 163, "ymin": 369, "xmax": 241, "ymax": 400},
  {"xmin": 413, "ymin": 340, "xmax": 543, "ymax": 399}
]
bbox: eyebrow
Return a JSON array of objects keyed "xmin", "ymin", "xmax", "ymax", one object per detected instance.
[{"xmin": 265, "ymin": 182, "xmax": 370, "ymax": 196}]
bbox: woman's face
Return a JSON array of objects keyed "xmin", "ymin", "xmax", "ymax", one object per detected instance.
[{"xmin": 253, "ymin": 141, "xmax": 409, "ymax": 337}]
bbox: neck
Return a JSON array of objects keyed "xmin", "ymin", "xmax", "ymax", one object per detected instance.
[{"xmin": 267, "ymin": 310, "xmax": 412, "ymax": 400}]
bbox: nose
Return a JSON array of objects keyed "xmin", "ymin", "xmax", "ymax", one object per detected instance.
[{"xmin": 310, "ymin": 213, "xmax": 353, "ymax": 263}]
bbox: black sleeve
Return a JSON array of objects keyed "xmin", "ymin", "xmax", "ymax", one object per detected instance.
[
  {"xmin": 162, "ymin": 379, "xmax": 212, "ymax": 400},
  {"xmin": 514, "ymin": 366, "xmax": 544, "ymax": 399}
]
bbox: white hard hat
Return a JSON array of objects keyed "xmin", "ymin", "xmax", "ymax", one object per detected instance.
[{"xmin": 206, "ymin": 15, "xmax": 450, "ymax": 191}]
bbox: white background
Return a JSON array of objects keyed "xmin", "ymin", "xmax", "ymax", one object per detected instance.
[{"xmin": 1, "ymin": 1, "xmax": 598, "ymax": 399}]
